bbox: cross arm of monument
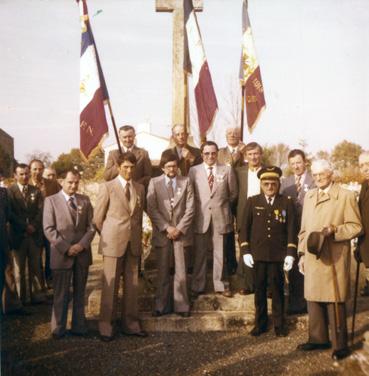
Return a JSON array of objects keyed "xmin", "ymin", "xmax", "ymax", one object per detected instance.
[{"xmin": 156, "ymin": 0, "xmax": 203, "ymax": 12}]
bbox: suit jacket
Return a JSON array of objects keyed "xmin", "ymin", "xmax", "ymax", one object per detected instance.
[
  {"xmin": 298, "ymin": 183, "xmax": 362, "ymax": 302},
  {"xmin": 147, "ymin": 175, "xmax": 195, "ymax": 247},
  {"xmin": 43, "ymin": 191, "xmax": 95, "ymax": 269},
  {"xmin": 7, "ymin": 183, "xmax": 43, "ymax": 249},
  {"xmin": 217, "ymin": 146, "xmax": 246, "ymax": 169},
  {"xmin": 239, "ymin": 194, "xmax": 298, "ymax": 262},
  {"xmin": 103, "ymin": 146, "xmax": 152, "ymax": 188},
  {"xmin": 0, "ymin": 187, "xmax": 10, "ymax": 254},
  {"xmin": 358, "ymin": 180, "xmax": 369, "ymax": 267},
  {"xmin": 30, "ymin": 177, "xmax": 61, "ymax": 198},
  {"xmin": 235, "ymin": 164, "xmax": 264, "ymax": 232},
  {"xmin": 189, "ymin": 163, "xmax": 238, "ymax": 235},
  {"xmin": 94, "ymin": 177, "xmax": 145, "ymax": 258},
  {"xmin": 161, "ymin": 145, "xmax": 202, "ymax": 176},
  {"xmin": 280, "ymin": 172, "xmax": 314, "ymax": 221}
]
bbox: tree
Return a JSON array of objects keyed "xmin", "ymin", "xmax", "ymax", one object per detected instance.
[
  {"xmin": 52, "ymin": 148, "xmax": 105, "ymax": 180},
  {"xmin": 262, "ymin": 143, "xmax": 290, "ymax": 170},
  {"xmin": 26, "ymin": 150, "xmax": 53, "ymax": 166},
  {"xmin": 331, "ymin": 140, "xmax": 363, "ymax": 170},
  {"xmin": 315, "ymin": 150, "xmax": 330, "ymax": 161}
]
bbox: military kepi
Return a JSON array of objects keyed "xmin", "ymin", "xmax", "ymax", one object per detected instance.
[{"xmin": 257, "ymin": 166, "xmax": 282, "ymax": 180}]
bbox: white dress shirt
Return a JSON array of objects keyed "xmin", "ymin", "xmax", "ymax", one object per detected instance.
[{"xmin": 247, "ymin": 167, "xmax": 261, "ymax": 198}]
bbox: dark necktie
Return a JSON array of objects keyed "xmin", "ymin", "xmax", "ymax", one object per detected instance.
[
  {"xmin": 268, "ymin": 197, "xmax": 273, "ymax": 206},
  {"xmin": 168, "ymin": 178, "xmax": 175, "ymax": 202},
  {"xmin": 22, "ymin": 185, "xmax": 28, "ymax": 198},
  {"xmin": 296, "ymin": 175, "xmax": 302, "ymax": 194},
  {"xmin": 208, "ymin": 167, "xmax": 214, "ymax": 191},
  {"xmin": 125, "ymin": 182, "xmax": 131, "ymax": 202},
  {"xmin": 68, "ymin": 197, "xmax": 77, "ymax": 225}
]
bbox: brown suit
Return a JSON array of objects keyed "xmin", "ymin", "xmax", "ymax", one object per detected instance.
[
  {"xmin": 7, "ymin": 183, "xmax": 46, "ymax": 304},
  {"xmin": 147, "ymin": 175, "xmax": 195, "ymax": 313},
  {"xmin": 94, "ymin": 177, "xmax": 145, "ymax": 337},
  {"xmin": 43, "ymin": 191, "xmax": 95, "ymax": 336},
  {"xmin": 217, "ymin": 146, "xmax": 246, "ymax": 169},
  {"xmin": 298, "ymin": 183, "xmax": 362, "ymax": 350},
  {"xmin": 103, "ymin": 146, "xmax": 152, "ymax": 189}
]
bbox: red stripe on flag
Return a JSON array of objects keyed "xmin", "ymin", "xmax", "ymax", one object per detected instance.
[
  {"xmin": 194, "ymin": 62, "xmax": 218, "ymax": 135},
  {"xmin": 245, "ymin": 66, "xmax": 265, "ymax": 131},
  {"xmin": 80, "ymin": 87, "xmax": 108, "ymax": 158}
]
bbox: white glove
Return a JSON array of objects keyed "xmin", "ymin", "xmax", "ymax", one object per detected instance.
[
  {"xmin": 283, "ymin": 256, "xmax": 295, "ymax": 272},
  {"xmin": 298, "ymin": 256, "xmax": 305, "ymax": 275},
  {"xmin": 243, "ymin": 254, "xmax": 254, "ymax": 268}
]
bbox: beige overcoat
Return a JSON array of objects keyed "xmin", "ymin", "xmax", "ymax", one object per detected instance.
[{"xmin": 298, "ymin": 183, "xmax": 362, "ymax": 302}]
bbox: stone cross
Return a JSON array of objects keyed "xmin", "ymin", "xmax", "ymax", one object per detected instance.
[{"xmin": 156, "ymin": 0, "xmax": 203, "ymax": 130}]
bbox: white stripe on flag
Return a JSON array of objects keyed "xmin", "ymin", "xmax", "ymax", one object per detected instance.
[
  {"xmin": 185, "ymin": 11, "xmax": 206, "ymax": 85},
  {"xmin": 80, "ymin": 45, "xmax": 100, "ymax": 111}
]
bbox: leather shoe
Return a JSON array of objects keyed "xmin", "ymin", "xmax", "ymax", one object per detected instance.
[
  {"xmin": 332, "ymin": 348, "xmax": 351, "ymax": 361},
  {"xmin": 250, "ymin": 327, "xmax": 267, "ymax": 336},
  {"xmin": 238, "ymin": 288, "xmax": 253, "ymax": 295},
  {"xmin": 275, "ymin": 327, "xmax": 288, "ymax": 337},
  {"xmin": 100, "ymin": 335, "xmax": 113, "ymax": 342},
  {"xmin": 177, "ymin": 312, "xmax": 190, "ymax": 318},
  {"xmin": 52, "ymin": 332, "xmax": 65, "ymax": 340},
  {"xmin": 124, "ymin": 330, "xmax": 148, "ymax": 338},
  {"xmin": 152, "ymin": 311, "xmax": 163, "ymax": 317},
  {"xmin": 297, "ymin": 342, "xmax": 331, "ymax": 351},
  {"xmin": 68, "ymin": 330, "xmax": 88, "ymax": 337}
]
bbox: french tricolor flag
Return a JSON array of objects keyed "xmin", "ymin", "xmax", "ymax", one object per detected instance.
[
  {"xmin": 78, "ymin": 0, "xmax": 109, "ymax": 159},
  {"xmin": 184, "ymin": 0, "xmax": 218, "ymax": 137}
]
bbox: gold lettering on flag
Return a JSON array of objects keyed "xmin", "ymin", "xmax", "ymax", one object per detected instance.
[{"xmin": 80, "ymin": 120, "xmax": 94, "ymax": 136}]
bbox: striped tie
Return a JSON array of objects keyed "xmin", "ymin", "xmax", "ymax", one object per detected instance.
[
  {"xmin": 208, "ymin": 167, "xmax": 214, "ymax": 191},
  {"xmin": 296, "ymin": 175, "xmax": 302, "ymax": 194}
]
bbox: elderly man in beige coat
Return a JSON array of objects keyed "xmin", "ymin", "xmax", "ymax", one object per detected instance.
[
  {"xmin": 297, "ymin": 159, "xmax": 362, "ymax": 361},
  {"xmin": 94, "ymin": 152, "xmax": 146, "ymax": 342}
]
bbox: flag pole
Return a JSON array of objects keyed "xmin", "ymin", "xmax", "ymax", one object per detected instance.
[
  {"xmin": 106, "ymin": 99, "xmax": 122, "ymax": 155},
  {"xmin": 240, "ymin": 85, "xmax": 245, "ymax": 142}
]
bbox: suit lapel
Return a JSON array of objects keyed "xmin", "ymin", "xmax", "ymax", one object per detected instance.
[
  {"xmin": 56, "ymin": 191, "xmax": 75, "ymax": 226},
  {"xmin": 199, "ymin": 164, "xmax": 212, "ymax": 196},
  {"xmin": 113, "ymin": 178, "xmax": 130, "ymax": 213},
  {"xmin": 13, "ymin": 184, "xmax": 27, "ymax": 210},
  {"xmin": 172, "ymin": 177, "xmax": 186, "ymax": 208},
  {"xmin": 159, "ymin": 176, "xmax": 172, "ymax": 212}
]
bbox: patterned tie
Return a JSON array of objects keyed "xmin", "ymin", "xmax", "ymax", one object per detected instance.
[
  {"xmin": 268, "ymin": 197, "xmax": 273, "ymax": 206},
  {"xmin": 22, "ymin": 185, "xmax": 28, "ymax": 198},
  {"xmin": 68, "ymin": 197, "xmax": 77, "ymax": 225},
  {"xmin": 168, "ymin": 178, "xmax": 175, "ymax": 203},
  {"xmin": 125, "ymin": 182, "xmax": 131, "ymax": 202},
  {"xmin": 295, "ymin": 175, "xmax": 302, "ymax": 194},
  {"xmin": 208, "ymin": 167, "xmax": 214, "ymax": 191}
]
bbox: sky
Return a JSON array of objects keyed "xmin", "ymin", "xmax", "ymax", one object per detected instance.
[{"xmin": 0, "ymin": 0, "xmax": 368, "ymax": 163}]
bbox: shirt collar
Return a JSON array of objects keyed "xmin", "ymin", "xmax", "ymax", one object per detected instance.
[
  {"xmin": 319, "ymin": 182, "xmax": 333, "ymax": 194},
  {"xmin": 248, "ymin": 166, "xmax": 261, "ymax": 173},
  {"xmin": 118, "ymin": 174, "xmax": 131, "ymax": 188},
  {"xmin": 61, "ymin": 189, "xmax": 76, "ymax": 202},
  {"xmin": 265, "ymin": 195, "xmax": 275, "ymax": 204},
  {"xmin": 164, "ymin": 175, "xmax": 177, "ymax": 185}
]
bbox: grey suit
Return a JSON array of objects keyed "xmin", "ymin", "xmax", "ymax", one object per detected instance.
[
  {"xmin": 43, "ymin": 191, "xmax": 95, "ymax": 336},
  {"xmin": 189, "ymin": 163, "xmax": 238, "ymax": 293},
  {"xmin": 147, "ymin": 175, "xmax": 195, "ymax": 313},
  {"xmin": 280, "ymin": 172, "xmax": 314, "ymax": 313}
]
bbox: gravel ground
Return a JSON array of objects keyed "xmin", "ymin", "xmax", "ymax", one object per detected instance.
[{"xmin": 2, "ymin": 297, "xmax": 369, "ymax": 376}]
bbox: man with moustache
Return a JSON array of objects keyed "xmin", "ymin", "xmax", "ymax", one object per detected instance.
[
  {"xmin": 95, "ymin": 152, "xmax": 147, "ymax": 341},
  {"xmin": 147, "ymin": 153, "xmax": 194, "ymax": 317},
  {"xmin": 280, "ymin": 149, "xmax": 314, "ymax": 314},
  {"xmin": 43, "ymin": 170, "xmax": 95, "ymax": 339},
  {"xmin": 8, "ymin": 164, "xmax": 46, "ymax": 304},
  {"xmin": 239, "ymin": 167, "xmax": 297, "ymax": 337}
]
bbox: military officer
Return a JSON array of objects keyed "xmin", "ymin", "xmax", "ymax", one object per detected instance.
[{"xmin": 239, "ymin": 166, "xmax": 297, "ymax": 337}]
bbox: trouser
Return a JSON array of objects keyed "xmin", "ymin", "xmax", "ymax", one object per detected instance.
[
  {"xmin": 155, "ymin": 241, "xmax": 189, "ymax": 313},
  {"xmin": 51, "ymin": 263, "xmax": 89, "ymax": 336},
  {"xmin": 307, "ymin": 301, "xmax": 348, "ymax": 351},
  {"xmin": 43, "ymin": 236, "xmax": 52, "ymax": 281},
  {"xmin": 224, "ymin": 231, "xmax": 237, "ymax": 274},
  {"xmin": 191, "ymin": 221, "xmax": 228, "ymax": 293},
  {"xmin": 287, "ymin": 258, "xmax": 306, "ymax": 312},
  {"xmin": 2, "ymin": 249, "xmax": 22, "ymax": 314},
  {"xmin": 99, "ymin": 248, "xmax": 141, "ymax": 337},
  {"xmin": 254, "ymin": 261, "xmax": 285, "ymax": 330},
  {"xmin": 12, "ymin": 237, "xmax": 46, "ymax": 304},
  {"xmin": 237, "ymin": 236, "xmax": 255, "ymax": 292}
]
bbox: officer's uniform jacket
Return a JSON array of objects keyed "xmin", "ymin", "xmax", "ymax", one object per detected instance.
[{"xmin": 239, "ymin": 193, "xmax": 297, "ymax": 262}]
